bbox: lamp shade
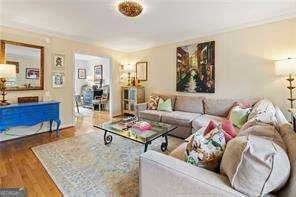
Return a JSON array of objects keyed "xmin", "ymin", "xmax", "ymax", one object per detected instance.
[
  {"xmin": 275, "ymin": 58, "xmax": 296, "ymax": 76},
  {"xmin": 0, "ymin": 64, "xmax": 16, "ymax": 78},
  {"xmin": 123, "ymin": 64, "xmax": 135, "ymax": 73}
]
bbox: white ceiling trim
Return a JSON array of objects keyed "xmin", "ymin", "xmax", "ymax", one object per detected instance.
[{"xmin": 1, "ymin": 13, "xmax": 295, "ymax": 53}]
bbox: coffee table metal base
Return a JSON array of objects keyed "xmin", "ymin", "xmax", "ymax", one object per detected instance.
[
  {"xmin": 103, "ymin": 131, "xmax": 168, "ymax": 152},
  {"xmin": 104, "ymin": 131, "xmax": 113, "ymax": 145}
]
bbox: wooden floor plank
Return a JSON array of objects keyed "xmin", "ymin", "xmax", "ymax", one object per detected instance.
[{"xmin": 0, "ymin": 111, "xmax": 110, "ymax": 197}]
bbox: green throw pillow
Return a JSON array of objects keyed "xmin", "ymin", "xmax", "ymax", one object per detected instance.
[
  {"xmin": 229, "ymin": 106, "xmax": 251, "ymax": 128},
  {"xmin": 157, "ymin": 98, "xmax": 172, "ymax": 112}
]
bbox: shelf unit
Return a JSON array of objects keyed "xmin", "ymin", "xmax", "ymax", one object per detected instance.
[{"xmin": 121, "ymin": 86, "xmax": 145, "ymax": 116}]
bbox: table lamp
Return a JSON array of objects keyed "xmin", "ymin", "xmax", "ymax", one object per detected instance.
[
  {"xmin": 275, "ymin": 58, "xmax": 296, "ymax": 108},
  {"xmin": 0, "ymin": 64, "xmax": 16, "ymax": 106},
  {"xmin": 123, "ymin": 64, "xmax": 135, "ymax": 86}
]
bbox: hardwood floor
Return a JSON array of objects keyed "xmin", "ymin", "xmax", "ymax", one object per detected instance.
[{"xmin": 0, "ymin": 110, "xmax": 111, "ymax": 197}]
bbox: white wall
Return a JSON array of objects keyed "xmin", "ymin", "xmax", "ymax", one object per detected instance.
[
  {"xmin": 0, "ymin": 25, "xmax": 128, "ymax": 141},
  {"xmin": 1, "ymin": 18, "xmax": 295, "ymax": 141},
  {"xmin": 128, "ymin": 18, "xmax": 296, "ymax": 117}
]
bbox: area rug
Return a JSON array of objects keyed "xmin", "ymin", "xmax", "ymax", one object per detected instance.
[
  {"xmin": 74, "ymin": 107, "xmax": 93, "ymax": 117},
  {"xmin": 32, "ymin": 131, "xmax": 183, "ymax": 197}
]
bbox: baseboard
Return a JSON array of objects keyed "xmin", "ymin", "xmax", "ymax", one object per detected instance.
[{"xmin": 0, "ymin": 122, "xmax": 75, "ymax": 142}]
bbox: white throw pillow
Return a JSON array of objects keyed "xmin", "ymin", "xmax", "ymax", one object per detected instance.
[
  {"xmin": 275, "ymin": 106, "xmax": 289, "ymax": 126},
  {"xmin": 248, "ymin": 99, "xmax": 277, "ymax": 124}
]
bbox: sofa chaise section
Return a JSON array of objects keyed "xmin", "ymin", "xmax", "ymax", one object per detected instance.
[
  {"xmin": 140, "ymin": 123, "xmax": 296, "ymax": 197},
  {"xmin": 140, "ymin": 150, "xmax": 245, "ymax": 197}
]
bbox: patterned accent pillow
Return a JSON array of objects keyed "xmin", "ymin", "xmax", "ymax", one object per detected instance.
[
  {"xmin": 147, "ymin": 95, "xmax": 160, "ymax": 110},
  {"xmin": 186, "ymin": 124, "xmax": 226, "ymax": 171}
]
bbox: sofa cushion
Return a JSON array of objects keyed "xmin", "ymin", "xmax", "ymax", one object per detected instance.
[
  {"xmin": 239, "ymin": 120, "xmax": 286, "ymax": 151},
  {"xmin": 161, "ymin": 111, "xmax": 200, "ymax": 127},
  {"xmin": 278, "ymin": 124, "xmax": 296, "ymax": 197},
  {"xmin": 186, "ymin": 126, "xmax": 226, "ymax": 171},
  {"xmin": 169, "ymin": 142, "xmax": 188, "ymax": 161},
  {"xmin": 248, "ymin": 99, "xmax": 276, "ymax": 124},
  {"xmin": 204, "ymin": 120, "xmax": 236, "ymax": 142},
  {"xmin": 275, "ymin": 106, "xmax": 289, "ymax": 126},
  {"xmin": 147, "ymin": 95, "xmax": 160, "ymax": 110},
  {"xmin": 220, "ymin": 135, "xmax": 290, "ymax": 196},
  {"xmin": 152, "ymin": 93, "xmax": 176, "ymax": 110},
  {"xmin": 228, "ymin": 106, "xmax": 251, "ymax": 128},
  {"xmin": 157, "ymin": 98, "xmax": 173, "ymax": 112},
  {"xmin": 139, "ymin": 110, "xmax": 163, "ymax": 121},
  {"xmin": 203, "ymin": 98, "xmax": 236, "ymax": 117},
  {"xmin": 192, "ymin": 114, "xmax": 227, "ymax": 130},
  {"xmin": 175, "ymin": 95, "xmax": 204, "ymax": 114}
]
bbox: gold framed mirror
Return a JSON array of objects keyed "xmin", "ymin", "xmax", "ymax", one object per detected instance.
[{"xmin": 0, "ymin": 40, "xmax": 44, "ymax": 91}]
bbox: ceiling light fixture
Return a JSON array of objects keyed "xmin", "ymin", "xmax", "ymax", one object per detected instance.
[{"xmin": 118, "ymin": 0, "xmax": 143, "ymax": 17}]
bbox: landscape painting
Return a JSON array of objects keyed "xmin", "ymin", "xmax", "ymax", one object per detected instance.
[{"xmin": 176, "ymin": 41, "xmax": 215, "ymax": 93}]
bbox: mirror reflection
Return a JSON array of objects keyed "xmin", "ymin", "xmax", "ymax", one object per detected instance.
[{"xmin": 1, "ymin": 40, "xmax": 44, "ymax": 91}]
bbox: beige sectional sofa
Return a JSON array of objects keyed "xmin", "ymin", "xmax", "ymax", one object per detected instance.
[
  {"xmin": 136, "ymin": 94, "xmax": 257, "ymax": 138},
  {"xmin": 140, "ymin": 124, "xmax": 296, "ymax": 197},
  {"xmin": 138, "ymin": 96, "xmax": 296, "ymax": 197}
]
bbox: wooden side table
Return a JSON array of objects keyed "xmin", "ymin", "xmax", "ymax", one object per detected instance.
[{"xmin": 288, "ymin": 108, "xmax": 296, "ymax": 132}]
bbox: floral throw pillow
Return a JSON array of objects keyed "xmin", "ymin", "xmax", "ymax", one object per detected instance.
[
  {"xmin": 186, "ymin": 124, "xmax": 226, "ymax": 171},
  {"xmin": 147, "ymin": 95, "xmax": 160, "ymax": 110}
]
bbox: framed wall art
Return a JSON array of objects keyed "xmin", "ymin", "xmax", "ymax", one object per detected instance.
[
  {"xmin": 53, "ymin": 54, "xmax": 65, "ymax": 69},
  {"xmin": 52, "ymin": 72, "xmax": 65, "ymax": 88},
  {"xmin": 78, "ymin": 68, "xmax": 86, "ymax": 79},
  {"xmin": 94, "ymin": 65, "xmax": 103, "ymax": 83},
  {"xmin": 26, "ymin": 68, "xmax": 40, "ymax": 79},
  {"xmin": 176, "ymin": 41, "xmax": 215, "ymax": 93},
  {"xmin": 136, "ymin": 61, "xmax": 148, "ymax": 81}
]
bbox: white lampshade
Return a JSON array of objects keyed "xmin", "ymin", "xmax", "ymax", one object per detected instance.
[
  {"xmin": 0, "ymin": 64, "xmax": 16, "ymax": 78},
  {"xmin": 123, "ymin": 64, "xmax": 135, "ymax": 73},
  {"xmin": 275, "ymin": 58, "xmax": 296, "ymax": 76}
]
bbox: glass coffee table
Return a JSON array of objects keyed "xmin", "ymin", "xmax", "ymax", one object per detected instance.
[{"xmin": 94, "ymin": 119, "xmax": 177, "ymax": 152}]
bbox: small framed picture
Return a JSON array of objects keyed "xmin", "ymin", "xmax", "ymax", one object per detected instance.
[
  {"xmin": 94, "ymin": 65, "xmax": 103, "ymax": 83},
  {"xmin": 52, "ymin": 72, "xmax": 65, "ymax": 88},
  {"xmin": 136, "ymin": 61, "xmax": 148, "ymax": 81},
  {"xmin": 53, "ymin": 54, "xmax": 65, "ymax": 69},
  {"xmin": 78, "ymin": 69, "xmax": 86, "ymax": 79},
  {"xmin": 26, "ymin": 68, "xmax": 39, "ymax": 79}
]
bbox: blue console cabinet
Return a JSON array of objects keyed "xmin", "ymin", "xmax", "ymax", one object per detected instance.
[{"xmin": 0, "ymin": 101, "xmax": 61, "ymax": 135}]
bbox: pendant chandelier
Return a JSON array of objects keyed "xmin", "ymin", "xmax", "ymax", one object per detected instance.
[{"xmin": 118, "ymin": 0, "xmax": 143, "ymax": 17}]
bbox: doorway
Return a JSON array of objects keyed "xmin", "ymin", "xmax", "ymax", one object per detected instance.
[{"xmin": 73, "ymin": 53, "xmax": 112, "ymax": 128}]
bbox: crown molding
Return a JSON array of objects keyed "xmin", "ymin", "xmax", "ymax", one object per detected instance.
[
  {"xmin": 129, "ymin": 12, "xmax": 296, "ymax": 53},
  {"xmin": 1, "ymin": 12, "xmax": 295, "ymax": 53}
]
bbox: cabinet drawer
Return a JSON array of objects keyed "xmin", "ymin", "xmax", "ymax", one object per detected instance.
[
  {"xmin": 22, "ymin": 105, "xmax": 58, "ymax": 113},
  {"xmin": 45, "ymin": 110, "xmax": 58, "ymax": 118},
  {"xmin": 1, "ymin": 108, "xmax": 18, "ymax": 115},
  {"xmin": 21, "ymin": 111, "xmax": 43, "ymax": 121},
  {"xmin": 1, "ymin": 114, "xmax": 20, "ymax": 124}
]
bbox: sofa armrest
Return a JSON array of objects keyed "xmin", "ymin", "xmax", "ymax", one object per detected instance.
[
  {"xmin": 140, "ymin": 150, "xmax": 245, "ymax": 197},
  {"xmin": 136, "ymin": 102, "xmax": 148, "ymax": 116}
]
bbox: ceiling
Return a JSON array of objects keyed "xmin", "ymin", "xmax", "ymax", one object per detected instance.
[{"xmin": 1, "ymin": 0, "xmax": 296, "ymax": 52}]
